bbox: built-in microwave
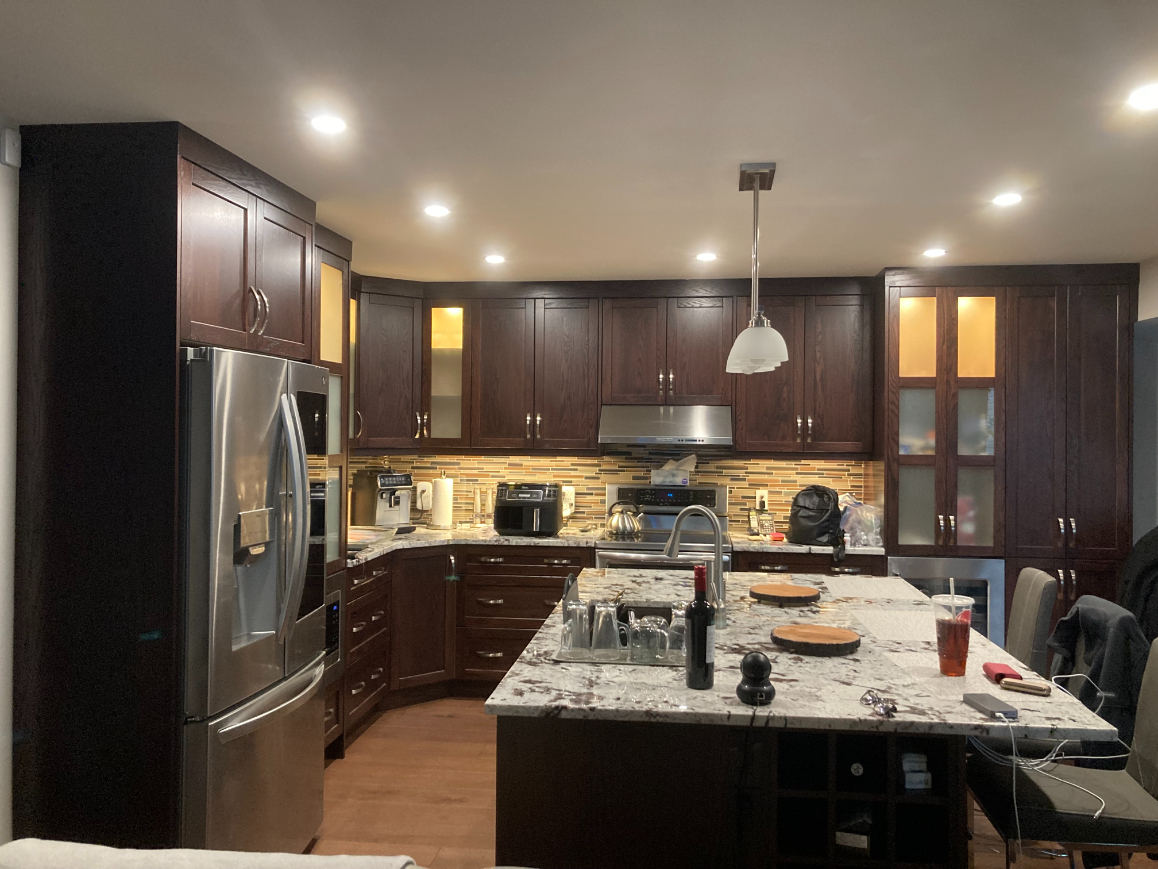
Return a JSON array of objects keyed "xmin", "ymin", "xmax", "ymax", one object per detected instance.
[{"xmin": 887, "ymin": 557, "xmax": 1005, "ymax": 647}]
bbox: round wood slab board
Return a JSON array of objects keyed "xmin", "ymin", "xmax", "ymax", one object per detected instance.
[
  {"xmin": 771, "ymin": 624, "xmax": 861, "ymax": 656},
  {"xmin": 749, "ymin": 583, "xmax": 821, "ymax": 606}
]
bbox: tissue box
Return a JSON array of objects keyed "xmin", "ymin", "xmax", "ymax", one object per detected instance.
[{"xmin": 650, "ymin": 469, "xmax": 689, "ymax": 486}]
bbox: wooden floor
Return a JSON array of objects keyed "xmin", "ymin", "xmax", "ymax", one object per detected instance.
[{"xmin": 315, "ymin": 697, "xmax": 1145, "ymax": 869}]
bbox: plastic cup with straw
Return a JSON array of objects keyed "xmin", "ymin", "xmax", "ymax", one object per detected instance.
[{"xmin": 932, "ymin": 576, "xmax": 973, "ymax": 676}]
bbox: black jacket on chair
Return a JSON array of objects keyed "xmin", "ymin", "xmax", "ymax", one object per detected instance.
[
  {"xmin": 1119, "ymin": 524, "xmax": 1158, "ymax": 643},
  {"xmin": 1048, "ymin": 595, "xmax": 1151, "ymax": 755}
]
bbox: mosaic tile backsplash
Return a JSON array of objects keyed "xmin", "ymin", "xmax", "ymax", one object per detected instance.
[{"xmin": 351, "ymin": 448, "xmax": 883, "ymax": 529}]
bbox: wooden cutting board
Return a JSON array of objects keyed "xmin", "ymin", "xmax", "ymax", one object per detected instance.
[
  {"xmin": 771, "ymin": 624, "xmax": 861, "ymax": 656},
  {"xmin": 749, "ymin": 583, "xmax": 821, "ymax": 606}
]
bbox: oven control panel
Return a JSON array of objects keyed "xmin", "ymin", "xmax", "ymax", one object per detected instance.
[{"xmin": 608, "ymin": 485, "xmax": 726, "ymax": 514}]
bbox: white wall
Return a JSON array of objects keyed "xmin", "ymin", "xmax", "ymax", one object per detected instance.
[
  {"xmin": 0, "ymin": 116, "xmax": 15, "ymax": 843},
  {"xmin": 1140, "ymin": 255, "xmax": 1158, "ymax": 321}
]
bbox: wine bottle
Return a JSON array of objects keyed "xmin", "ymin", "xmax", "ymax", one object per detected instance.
[{"xmin": 685, "ymin": 564, "xmax": 715, "ymax": 690}]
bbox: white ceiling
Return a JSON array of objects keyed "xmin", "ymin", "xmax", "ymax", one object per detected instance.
[{"xmin": 2, "ymin": 1, "xmax": 1158, "ymax": 281}]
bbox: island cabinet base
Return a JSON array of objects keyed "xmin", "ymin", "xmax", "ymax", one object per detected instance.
[{"xmin": 496, "ymin": 717, "xmax": 968, "ymax": 869}]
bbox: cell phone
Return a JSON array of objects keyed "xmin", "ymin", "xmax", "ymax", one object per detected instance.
[
  {"xmin": 1000, "ymin": 679, "xmax": 1052, "ymax": 697},
  {"xmin": 963, "ymin": 692, "xmax": 1018, "ymax": 720}
]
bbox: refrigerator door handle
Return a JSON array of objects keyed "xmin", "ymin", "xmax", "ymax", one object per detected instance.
[
  {"xmin": 277, "ymin": 393, "xmax": 310, "ymax": 644},
  {"xmin": 216, "ymin": 655, "xmax": 325, "ymax": 744}
]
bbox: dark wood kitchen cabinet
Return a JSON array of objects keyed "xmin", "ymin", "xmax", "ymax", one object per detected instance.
[
  {"xmin": 1005, "ymin": 557, "xmax": 1120, "ymax": 648},
  {"xmin": 601, "ymin": 298, "xmax": 667, "ymax": 404},
  {"xmin": 733, "ymin": 295, "xmax": 871, "ymax": 453},
  {"xmin": 357, "ymin": 293, "xmax": 423, "ymax": 449},
  {"xmin": 178, "ymin": 154, "xmax": 313, "ymax": 360},
  {"xmin": 178, "ymin": 160, "xmax": 256, "ymax": 349},
  {"xmin": 886, "ymin": 285, "xmax": 1005, "ymax": 557},
  {"xmin": 602, "ymin": 296, "xmax": 732, "ymax": 405},
  {"xmin": 423, "ymin": 300, "xmax": 473, "ymax": 449},
  {"xmin": 252, "ymin": 200, "xmax": 312, "ymax": 359},
  {"xmin": 1006, "ymin": 285, "xmax": 1133, "ymax": 564},
  {"xmin": 391, "ymin": 548, "xmax": 457, "ymax": 690},
  {"xmin": 533, "ymin": 298, "xmax": 601, "ymax": 449},
  {"xmin": 472, "ymin": 299, "xmax": 536, "ymax": 448},
  {"xmin": 666, "ymin": 297, "xmax": 733, "ymax": 405}
]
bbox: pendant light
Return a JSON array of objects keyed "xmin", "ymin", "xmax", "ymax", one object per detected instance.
[{"xmin": 726, "ymin": 162, "xmax": 789, "ymax": 374}]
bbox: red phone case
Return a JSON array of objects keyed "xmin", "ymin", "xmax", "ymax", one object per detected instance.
[{"xmin": 983, "ymin": 662, "xmax": 1022, "ymax": 683}]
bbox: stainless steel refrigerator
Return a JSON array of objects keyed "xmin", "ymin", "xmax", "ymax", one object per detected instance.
[{"xmin": 179, "ymin": 347, "xmax": 329, "ymax": 852}]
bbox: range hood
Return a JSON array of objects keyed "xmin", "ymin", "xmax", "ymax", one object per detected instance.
[{"xmin": 597, "ymin": 405, "xmax": 733, "ymax": 446}]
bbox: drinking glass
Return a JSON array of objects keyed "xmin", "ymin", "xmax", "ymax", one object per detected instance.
[
  {"xmin": 629, "ymin": 615, "xmax": 670, "ymax": 664},
  {"xmin": 931, "ymin": 594, "xmax": 973, "ymax": 677},
  {"xmin": 591, "ymin": 601, "xmax": 622, "ymax": 661},
  {"xmin": 668, "ymin": 600, "xmax": 689, "ymax": 663},
  {"xmin": 559, "ymin": 599, "xmax": 590, "ymax": 659}
]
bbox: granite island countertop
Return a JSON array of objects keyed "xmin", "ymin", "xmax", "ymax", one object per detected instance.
[
  {"xmin": 484, "ymin": 568, "xmax": 1116, "ymax": 741},
  {"xmin": 347, "ymin": 527, "xmax": 881, "ymax": 567}
]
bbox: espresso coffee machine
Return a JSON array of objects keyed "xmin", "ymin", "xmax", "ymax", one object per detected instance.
[{"xmin": 350, "ymin": 468, "xmax": 414, "ymax": 528}]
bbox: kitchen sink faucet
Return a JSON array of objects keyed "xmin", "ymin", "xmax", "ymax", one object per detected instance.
[{"xmin": 663, "ymin": 505, "xmax": 727, "ymax": 629}]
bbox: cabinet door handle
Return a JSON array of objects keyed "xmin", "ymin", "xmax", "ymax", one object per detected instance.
[
  {"xmin": 658, "ymin": 369, "xmax": 665, "ymax": 396},
  {"xmin": 1057, "ymin": 569, "xmax": 1065, "ymax": 601},
  {"xmin": 1069, "ymin": 518, "xmax": 1076, "ymax": 545},
  {"xmin": 796, "ymin": 416, "xmax": 803, "ymax": 440},
  {"xmin": 476, "ymin": 651, "xmax": 504, "ymax": 659},
  {"xmin": 1058, "ymin": 517, "xmax": 1066, "ymax": 545},
  {"xmin": 535, "ymin": 413, "xmax": 542, "ymax": 439},
  {"xmin": 414, "ymin": 412, "xmax": 421, "ymax": 439},
  {"xmin": 831, "ymin": 567, "xmax": 862, "ymax": 575},
  {"xmin": 351, "ymin": 575, "xmax": 365, "ymax": 587},
  {"xmin": 448, "ymin": 554, "xmax": 457, "ymax": 577},
  {"xmin": 371, "ymin": 610, "xmax": 385, "ymax": 622},
  {"xmin": 369, "ymin": 667, "xmax": 384, "ymax": 680},
  {"xmin": 351, "ymin": 621, "xmax": 367, "ymax": 634},
  {"xmin": 1069, "ymin": 569, "xmax": 1078, "ymax": 601},
  {"xmin": 937, "ymin": 515, "xmax": 945, "ymax": 545},
  {"xmin": 526, "ymin": 412, "xmax": 531, "ymax": 438},
  {"xmin": 757, "ymin": 564, "xmax": 789, "ymax": 572},
  {"xmin": 246, "ymin": 286, "xmax": 261, "ymax": 334},
  {"xmin": 806, "ymin": 416, "xmax": 813, "ymax": 443},
  {"xmin": 477, "ymin": 598, "xmax": 505, "ymax": 606},
  {"xmin": 669, "ymin": 369, "xmax": 674, "ymax": 391},
  {"xmin": 422, "ymin": 412, "xmax": 429, "ymax": 438},
  {"xmin": 354, "ymin": 410, "xmax": 364, "ymax": 439},
  {"xmin": 543, "ymin": 599, "xmax": 560, "ymax": 607},
  {"xmin": 324, "ymin": 708, "xmax": 335, "ymax": 723},
  {"xmin": 479, "ymin": 556, "xmax": 505, "ymax": 564},
  {"xmin": 350, "ymin": 682, "xmax": 366, "ymax": 696},
  {"xmin": 948, "ymin": 515, "xmax": 956, "ymax": 545},
  {"xmin": 544, "ymin": 558, "xmax": 573, "ymax": 566},
  {"xmin": 370, "ymin": 568, "xmax": 387, "ymax": 579},
  {"xmin": 256, "ymin": 288, "xmax": 270, "ymax": 335}
]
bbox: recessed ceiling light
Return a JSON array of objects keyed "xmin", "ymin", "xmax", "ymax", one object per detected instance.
[
  {"xmin": 696, "ymin": 252, "xmax": 717, "ymax": 261},
  {"xmin": 1127, "ymin": 83, "xmax": 1158, "ymax": 111},
  {"xmin": 485, "ymin": 255, "xmax": 505, "ymax": 264},
  {"xmin": 424, "ymin": 205, "xmax": 450, "ymax": 217},
  {"xmin": 992, "ymin": 192, "xmax": 1022, "ymax": 207},
  {"xmin": 310, "ymin": 115, "xmax": 347, "ymax": 134},
  {"xmin": 923, "ymin": 248, "xmax": 947, "ymax": 258}
]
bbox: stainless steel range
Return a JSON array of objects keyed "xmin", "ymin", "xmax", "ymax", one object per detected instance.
[{"xmin": 596, "ymin": 484, "xmax": 732, "ymax": 572}]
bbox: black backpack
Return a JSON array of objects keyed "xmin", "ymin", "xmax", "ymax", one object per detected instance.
[{"xmin": 787, "ymin": 485, "xmax": 845, "ymax": 561}]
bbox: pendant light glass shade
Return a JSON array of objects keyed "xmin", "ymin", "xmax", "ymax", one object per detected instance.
[{"xmin": 726, "ymin": 323, "xmax": 789, "ymax": 374}]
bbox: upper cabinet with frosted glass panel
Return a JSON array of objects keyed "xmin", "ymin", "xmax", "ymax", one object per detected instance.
[
  {"xmin": 313, "ymin": 226, "xmax": 353, "ymax": 575},
  {"xmin": 888, "ymin": 284, "xmax": 1004, "ymax": 556},
  {"xmin": 424, "ymin": 301, "xmax": 473, "ymax": 450}
]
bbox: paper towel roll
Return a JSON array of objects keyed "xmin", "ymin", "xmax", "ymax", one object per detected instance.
[{"xmin": 432, "ymin": 477, "xmax": 454, "ymax": 529}]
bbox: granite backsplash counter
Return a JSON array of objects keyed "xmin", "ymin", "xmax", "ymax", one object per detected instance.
[{"xmin": 483, "ymin": 568, "xmax": 1115, "ymax": 741}]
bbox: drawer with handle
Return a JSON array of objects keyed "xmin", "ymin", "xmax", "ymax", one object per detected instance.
[
  {"xmin": 464, "ymin": 584, "xmax": 562, "ymax": 624},
  {"xmin": 346, "ymin": 583, "xmax": 389, "ymax": 658},
  {"xmin": 457, "ymin": 627, "xmax": 537, "ymax": 681},
  {"xmin": 465, "ymin": 547, "xmax": 592, "ymax": 578},
  {"xmin": 323, "ymin": 683, "xmax": 342, "ymax": 744},
  {"xmin": 345, "ymin": 652, "xmax": 389, "ymax": 730},
  {"xmin": 348, "ymin": 555, "xmax": 389, "ymax": 601},
  {"xmin": 734, "ymin": 553, "xmax": 886, "ymax": 577}
]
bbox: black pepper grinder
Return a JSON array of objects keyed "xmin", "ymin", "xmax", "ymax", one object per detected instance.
[{"xmin": 736, "ymin": 651, "xmax": 776, "ymax": 706}]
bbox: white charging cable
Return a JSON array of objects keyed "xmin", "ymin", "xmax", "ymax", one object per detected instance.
[{"xmin": 995, "ymin": 712, "xmax": 1023, "ymax": 855}]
